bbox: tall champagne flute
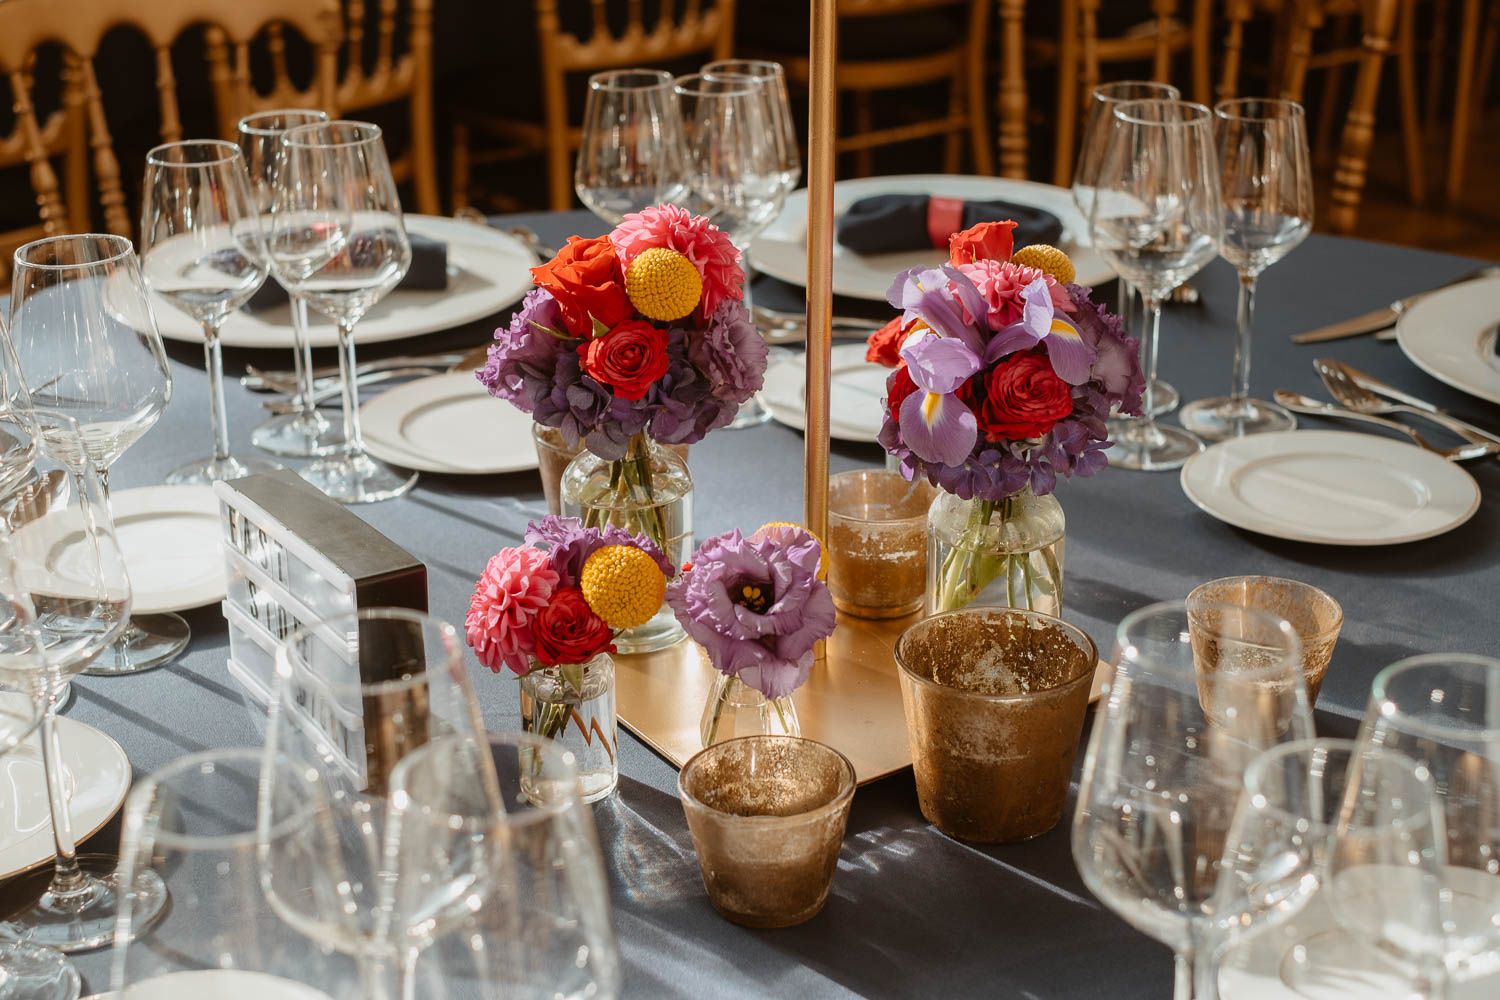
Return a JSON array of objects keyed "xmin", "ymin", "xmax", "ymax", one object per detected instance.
[
  {"xmin": 239, "ymin": 108, "xmax": 342, "ymax": 458},
  {"xmin": 0, "ymin": 413, "xmax": 167, "ymax": 954},
  {"xmin": 1179, "ymin": 99, "xmax": 1312, "ymax": 440},
  {"xmin": 7, "ymin": 234, "xmax": 187, "ymax": 673},
  {"xmin": 139, "ymin": 139, "xmax": 279, "ymax": 484},
  {"xmin": 574, "ymin": 70, "xmax": 687, "ymax": 224},
  {"xmin": 1089, "ymin": 100, "xmax": 1223, "ymax": 471},
  {"xmin": 1072, "ymin": 80, "xmax": 1181, "ymax": 422},
  {"xmin": 270, "ymin": 121, "xmax": 414, "ymax": 504},
  {"xmin": 1072, "ymin": 600, "xmax": 1314, "ymax": 1000},
  {"xmin": 702, "ymin": 59, "xmax": 801, "ymax": 196}
]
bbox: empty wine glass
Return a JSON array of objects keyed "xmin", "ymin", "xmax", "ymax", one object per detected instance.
[
  {"xmin": 270, "ymin": 121, "xmax": 414, "ymax": 503},
  {"xmin": 110, "ymin": 748, "xmax": 365, "ymax": 1000},
  {"xmin": 1072, "ymin": 80, "xmax": 1182, "ymax": 420},
  {"xmin": 239, "ymin": 108, "xmax": 343, "ymax": 459},
  {"xmin": 0, "ymin": 412, "xmax": 167, "ymax": 954},
  {"xmin": 1072, "ymin": 599, "xmax": 1313, "ymax": 1000},
  {"xmin": 139, "ymin": 139, "xmax": 278, "ymax": 485},
  {"xmin": 702, "ymin": 59, "xmax": 801, "ymax": 196},
  {"xmin": 1180, "ymin": 99, "xmax": 1312, "ymax": 440},
  {"xmin": 1089, "ymin": 99, "xmax": 1223, "ymax": 471},
  {"xmin": 7, "ymin": 233, "xmax": 187, "ymax": 673},
  {"xmin": 574, "ymin": 70, "xmax": 687, "ymax": 224},
  {"xmin": 0, "ymin": 326, "xmax": 38, "ymax": 503}
]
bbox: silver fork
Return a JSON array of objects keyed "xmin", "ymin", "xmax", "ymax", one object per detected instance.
[
  {"xmin": 1316, "ymin": 361, "xmax": 1494, "ymax": 445},
  {"xmin": 1273, "ymin": 391, "xmax": 1500, "ymax": 461}
]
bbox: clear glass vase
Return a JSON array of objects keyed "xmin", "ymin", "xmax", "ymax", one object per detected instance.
[
  {"xmin": 699, "ymin": 673, "xmax": 800, "ymax": 748},
  {"xmin": 560, "ymin": 432, "xmax": 693, "ymax": 653},
  {"xmin": 926, "ymin": 488, "xmax": 1065, "ymax": 616},
  {"xmin": 519, "ymin": 652, "xmax": 617, "ymax": 802}
]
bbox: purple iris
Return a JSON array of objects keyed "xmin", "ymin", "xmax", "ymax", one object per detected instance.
[{"xmin": 984, "ymin": 278, "xmax": 1097, "ymax": 385}]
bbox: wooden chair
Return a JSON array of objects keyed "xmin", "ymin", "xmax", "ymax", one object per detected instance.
[
  {"xmin": 204, "ymin": 0, "xmax": 439, "ymax": 215},
  {"xmin": 1443, "ymin": 0, "xmax": 1500, "ymax": 201},
  {"xmin": 0, "ymin": 58, "xmax": 88, "ymax": 277},
  {"xmin": 0, "ymin": 0, "xmax": 341, "ymax": 240},
  {"xmin": 452, "ymin": 0, "xmax": 735, "ymax": 213}
]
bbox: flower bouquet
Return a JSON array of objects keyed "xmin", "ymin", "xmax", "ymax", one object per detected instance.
[
  {"xmin": 478, "ymin": 205, "xmax": 766, "ymax": 651},
  {"xmin": 868, "ymin": 222, "xmax": 1144, "ymax": 615},
  {"xmin": 465, "ymin": 514, "xmax": 672, "ymax": 800},
  {"xmin": 666, "ymin": 523, "xmax": 836, "ymax": 748}
]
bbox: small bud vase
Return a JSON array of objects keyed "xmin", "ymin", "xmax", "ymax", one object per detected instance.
[
  {"xmin": 699, "ymin": 674, "xmax": 800, "ymax": 748},
  {"xmin": 926, "ymin": 487, "xmax": 1065, "ymax": 616},
  {"xmin": 519, "ymin": 652, "xmax": 617, "ymax": 802}
]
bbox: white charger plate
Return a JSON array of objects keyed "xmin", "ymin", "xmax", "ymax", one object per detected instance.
[
  {"xmin": 762, "ymin": 344, "xmax": 890, "ymax": 442},
  {"xmin": 95, "ymin": 970, "xmax": 338, "ymax": 1000},
  {"xmin": 361, "ymin": 372, "xmax": 539, "ymax": 475},
  {"xmin": 0, "ymin": 691, "xmax": 130, "ymax": 881},
  {"xmin": 151, "ymin": 216, "xmax": 536, "ymax": 349},
  {"xmin": 1180, "ymin": 430, "xmax": 1480, "ymax": 546},
  {"xmin": 1396, "ymin": 275, "xmax": 1500, "ymax": 405},
  {"xmin": 750, "ymin": 174, "xmax": 1112, "ymax": 302}
]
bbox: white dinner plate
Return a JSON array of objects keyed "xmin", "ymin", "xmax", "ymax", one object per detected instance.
[
  {"xmin": 91, "ymin": 970, "xmax": 337, "ymax": 1000},
  {"xmin": 151, "ymin": 216, "xmax": 536, "ymax": 349},
  {"xmin": 0, "ymin": 691, "xmax": 131, "ymax": 881},
  {"xmin": 750, "ymin": 174, "xmax": 1113, "ymax": 301},
  {"xmin": 762, "ymin": 344, "xmax": 890, "ymax": 442},
  {"xmin": 1396, "ymin": 275, "xmax": 1500, "ymax": 405},
  {"xmin": 1179, "ymin": 430, "xmax": 1480, "ymax": 546},
  {"xmin": 361, "ymin": 372, "xmax": 539, "ymax": 475}
]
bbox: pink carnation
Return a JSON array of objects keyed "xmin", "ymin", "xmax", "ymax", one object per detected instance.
[
  {"xmin": 957, "ymin": 259, "xmax": 1076, "ymax": 329},
  {"xmin": 610, "ymin": 204, "xmax": 744, "ymax": 318},
  {"xmin": 465, "ymin": 547, "xmax": 558, "ymax": 675}
]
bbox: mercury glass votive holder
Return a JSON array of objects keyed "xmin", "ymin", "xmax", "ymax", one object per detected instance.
[
  {"xmin": 678, "ymin": 735, "xmax": 856, "ymax": 928},
  {"xmin": 827, "ymin": 470, "xmax": 936, "ymax": 618},
  {"xmin": 1187, "ymin": 575, "xmax": 1343, "ymax": 704},
  {"xmin": 895, "ymin": 607, "xmax": 1097, "ymax": 843}
]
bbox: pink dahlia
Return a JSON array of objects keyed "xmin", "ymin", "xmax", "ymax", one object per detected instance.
[
  {"xmin": 957, "ymin": 259, "xmax": 1075, "ymax": 330},
  {"xmin": 465, "ymin": 547, "xmax": 559, "ymax": 675},
  {"xmin": 610, "ymin": 205, "xmax": 744, "ymax": 318}
]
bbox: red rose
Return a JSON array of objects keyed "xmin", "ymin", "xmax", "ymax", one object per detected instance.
[
  {"xmin": 866, "ymin": 316, "xmax": 923, "ymax": 368},
  {"xmin": 948, "ymin": 221, "xmax": 1017, "ymax": 267},
  {"xmin": 530, "ymin": 235, "xmax": 634, "ymax": 338},
  {"xmin": 886, "ymin": 365, "xmax": 919, "ymax": 422},
  {"xmin": 578, "ymin": 320, "xmax": 670, "ymax": 400},
  {"xmin": 974, "ymin": 350, "xmax": 1074, "ymax": 440},
  {"xmin": 532, "ymin": 586, "xmax": 615, "ymax": 667}
]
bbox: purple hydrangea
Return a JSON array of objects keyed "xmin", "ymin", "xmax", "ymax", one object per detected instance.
[
  {"xmin": 665, "ymin": 528, "xmax": 836, "ymax": 699},
  {"xmin": 525, "ymin": 515, "xmax": 674, "ymax": 587},
  {"xmin": 687, "ymin": 300, "xmax": 767, "ymax": 406},
  {"xmin": 649, "ymin": 329, "xmax": 737, "ymax": 445}
]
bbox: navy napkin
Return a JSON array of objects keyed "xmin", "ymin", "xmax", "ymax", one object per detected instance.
[
  {"xmin": 836, "ymin": 194, "xmax": 1064, "ymax": 255},
  {"xmin": 245, "ymin": 231, "xmax": 449, "ymax": 312}
]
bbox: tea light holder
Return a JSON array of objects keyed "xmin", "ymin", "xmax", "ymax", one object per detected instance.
[{"xmin": 827, "ymin": 470, "xmax": 936, "ymax": 619}]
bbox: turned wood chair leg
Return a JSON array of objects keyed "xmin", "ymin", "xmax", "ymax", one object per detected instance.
[
  {"xmin": 1053, "ymin": 0, "xmax": 1081, "ymax": 186},
  {"xmin": 1447, "ymin": 0, "xmax": 1484, "ymax": 201},
  {"xmin": 1329, "ymin": 0, "xmax": 1400, "ymax": 234},
  {"xmin": 966, "ymin": 0, "xmax": 994, "ymax": 175},
  {"xmin": 996, "ymin": 0, "xmax": 1028, "ymax": 178},
  {"xmin": 1396, "ymin": 0, "xmax": 1427, "ymax": 205},
  {"xmin": 1219, "ymin": 0, "xmax": 1252, "ymax": 102},
  {"xmin": 1313, "ymin": 17, "xmax": 1351, "ymax": 168},
  {"xmin": 1191, "ymin": 0, "xmax": 1213, "ymax": 103},
  {"xmin": 853, "ymin": 91, "xmax": 875, "ymax": 178},
  {"xmin": 451, "ymin": 120, "xmax": 471, "ymax": 213},
  {"xmin": 1424, "ymin": 0, "xmax": 1450, "ymax": 130}
]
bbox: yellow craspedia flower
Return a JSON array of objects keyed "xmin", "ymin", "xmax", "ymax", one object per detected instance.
[
  {"xmin": 580, "ymin": 545, "xmax": 666, "ymax": 630},
  {"xmin": 1011, "ymin": 244, "xmax": 1075, "ymax": 285},
  {"xmin": 753, "ymin": 521, "xmax": 828, "ymax": 580},
  {"xmin": 625, "ymin": 247, "xmax": 702, "ymax": 322}
]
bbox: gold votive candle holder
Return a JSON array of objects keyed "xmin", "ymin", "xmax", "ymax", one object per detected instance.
[
  {"xmin": 827, "ymin": 470, "xmax": 936, "ymax": 619},
  {"xmin": 533, "ymin": 424, "xmax": 688, "ymax": 516},
  {"xmin": 678, "ymin": 735, "xmax": 855, "ymax": 928},
  {"xmin": 895, "ymin": 607, "xmax": 1097, "ymax": 843},
  {"xmin": 1188, "ymin": 576, "xmax": 1343, "ymax": 704}
]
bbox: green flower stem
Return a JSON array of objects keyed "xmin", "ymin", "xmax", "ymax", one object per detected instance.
[{"xmin": 932, "ymin": 495, "xmax": 1062, "ymax": 614}]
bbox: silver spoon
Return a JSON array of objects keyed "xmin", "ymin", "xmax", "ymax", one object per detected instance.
[{"xmin": 1273, "ymin": 390, "xmax": 1500, "ymax": 461}]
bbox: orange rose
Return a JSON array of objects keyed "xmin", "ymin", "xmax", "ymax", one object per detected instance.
[
  {"xmin": 948, "ymin": 221, "xmax": 1017, "ymax": 267},
  {"xmin": 866, "ymin": 316, "xmax": 921, "ymax": 368},
  {"xmin": 530, "ymin": 235, "xmax": 634, "ymax": 338}
]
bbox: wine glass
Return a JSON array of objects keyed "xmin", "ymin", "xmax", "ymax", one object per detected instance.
[
  {"xmin": 7, "ymin": 233, "xmax": 187, "ymax": 674},
  {"xmin": 1355, "ymin": 654, "xmax": 1500, "ymax": 984},
  {"xmin": 702, "ymin": 59, "xmax": 801, "ymax": 196},
  {"xmin": 239, "ymin": 108, "xmax": 343, "ymax": 459},
  {"xmin": 0, "ymin": 412, "xmax": 167, "ymax": 954},
  {"xmin": 574, "ymin": 70, "xmax": 687, "ymax": 224},
  {"xmin": 1089, "ymin": 99, "xmax": 1223, "ymax": 471},
  {"xmin": 1072, "ymin": 80, "xmax": 1182, "ymax": 422},
  {"xmin": 0, "ymin": 322, "xmax": 38, "ymax": 502},
  {"xmin": 139, "ymin": 139, "xmax": 279, "ymax": 485},
  {"xmin": 109, "ymin": 748, "xmax": 365, "ymax": 1000},
  {"xmin": 1179, "ymin": 99, "xmax": 1312, "ymax": 441},
  {"xmin": 1072, "ymin": 599, "xmax": 1314, "ymax": 1000},
  {"xmin": 270, "ymin": 121, "xmax": 414, "ymax": 504},
  {"xmin": 385, "ymin": 732, "xmax": 622, "ymax": 1000}
]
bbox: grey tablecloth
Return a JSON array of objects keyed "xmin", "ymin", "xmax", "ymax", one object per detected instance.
[{"xmin": 49, "ymin": 212, "xmax": 1500, "ymax": 998}]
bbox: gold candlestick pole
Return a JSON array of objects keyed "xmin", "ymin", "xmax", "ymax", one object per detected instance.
[{"xmin": 803, "ymin": 0, "xmax": 836, "ymax": 546}]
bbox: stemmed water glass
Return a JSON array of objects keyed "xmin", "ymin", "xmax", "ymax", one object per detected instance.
[
  {"xmin": 1089, "ymin": 99, "xmax": 1223, "ymax": 471},
  {"xmin": 0, "ymin": 413, "xmax": 168, "ymax": 956},
  {"xmin": 6, "ymin": 234, "xmax": 186, "ymax": 673},
  {"xmin": 574, "ymin": 70, "xmax": 687, "ymax": 225},
  {"xmin": 1179, "ymin": 99, "xmax": 1312, "ymax": 440},
  {"xmin": 702, "ymin": 59, "xmax": 801, "ymax": 197},
  {"xmin": 139, "ymin": 139, "xmax": 279, "ymax": 484},
  {"xmin": 270, "ymin": 121, "xmax": 414, "ymax": 504},
  {"xmin": 239, "ymin": 108, "xmax": 343, "ymax": 459},
  {"xmin": 1072, "ymin": 80, "xmax": 1182, "ymax": 423},
  {"xmin": 1072, "ymin": 599, "xmax": 1314, "ymax": 1000}
]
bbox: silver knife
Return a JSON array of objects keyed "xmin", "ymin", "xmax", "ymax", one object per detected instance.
[
  {"xmin": 1291, "ymin": 265, "xmax": 1500, "ymax": 343},
  {"xmin": 1329, "ymin": 360, "xmax": 1500, "ymax": 446}
]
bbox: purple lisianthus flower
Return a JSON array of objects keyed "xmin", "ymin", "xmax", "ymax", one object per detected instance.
[
  {"xmin": 665, "ymin": 528, "xmax": 835, "ymax": 699},
  {"xmin": 525, "ymin": 515, "xmax": 673, "ymax": 587},
  {"xmin": 687, "ymin": 300, "xmax": 767, "ymax": 406},
  {"xmin": 477, "ymin": 289, "xmax": 569, "ymax": 413},
  {"xmin": 1065, "ymin": 284, "xmax": 1144, "ymax": 415}
]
